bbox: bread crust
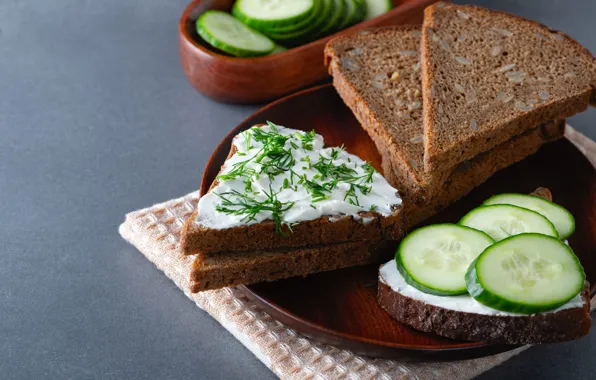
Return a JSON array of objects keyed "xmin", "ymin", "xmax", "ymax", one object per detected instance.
[
  {"xmin": 190, "ymin": 239, "xmax": 392, "ymax": 292},
  {"xmin": 377, "ymin": 279, "xmax": 591, "ymax": 344},
  {"xmin": 325, "ymin": 26, "xmax": 434, "ymax": 204},
  {"xmin": 401, "ymin": 120, "xmax": 565, "ymax": 228}
]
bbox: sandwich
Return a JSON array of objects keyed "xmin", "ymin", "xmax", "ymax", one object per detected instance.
[
  {"xmin": 181, "ymin": 122, "xmax": 403, "ymax": 291},
  {"xmin": 378, "ymin": 188, "xmax": 591, "ymax": 344}
]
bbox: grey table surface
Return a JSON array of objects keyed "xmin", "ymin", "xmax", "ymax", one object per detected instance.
[{"xmin": 1, "ymin": 0, "xmax": 594, "ymax": 379}]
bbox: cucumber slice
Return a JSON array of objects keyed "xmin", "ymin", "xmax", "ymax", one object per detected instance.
[
  {"xmin": 466, "ymin": 233, "xmax": 585, "ymax": 314},
  {"xmin": 233, "ymin": 0, "xmax": 315, "ymax": 29},
  {"xmin": 196, "ymin": 11, "xmax": 275, "ymax": 57},
  {"xmin": 396, "ymin": 224, "xmax": 495, "ymax": 296},
  {"xmin": 483, "ymin": 193, "xmax": 575, "ymax": 239},
  {"xmin": 263, "ymin": 0, "xmax": 323, "ymax": 34},
  {"xmin": 337, "ymin": 0, "xmax": 358, "ymax": 29},
  {"xmin": 352, "ymin": 0, "xmax": 367, "ymax": 24},
  {"xmin": 363, "ymin": 0, "xmax": 392, "ymax": 20},
  {"xmin": 459, "ymin": 204, "xmax": 558, "ymax": 242},
  {"xmin": 265, "ymin": 0, "xmax": 333, "ymax": 45},
  {"xmin": 319, "ymin": 0, "xmax": 345, "ymax": 36},
  {"xmin": 269, "ymin": 44, "xmax": 288, "ymax": 54}
]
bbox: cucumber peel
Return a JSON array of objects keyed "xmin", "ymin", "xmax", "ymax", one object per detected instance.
[
  {"xmin": 233, "ymin": 0, "xmax": 315, "ymax": 29},
  {"xmin": 459, "ymin": 204, "xmax": 558, "ymax": 242},
  {"xmin": 483, "ymin": 193, "xmax": 575, "ymax": 239},
  {"xmin": 466, "ymin": 233, "xmax": 585, "ymax": 314},
  {"xmin": 396, "ymin": 224, "xmax": 495, "ymax": 296},
  {"xmin": 196, "ymin": 11, "xmax": 275, "ymax": 57},
  {"xmin": 363, "ymin": 0, "xmax": 392, "ymax": 20}
]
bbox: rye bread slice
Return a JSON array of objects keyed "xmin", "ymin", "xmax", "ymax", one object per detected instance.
[
  {"xmin": 421, "ymin": 3, "xmax": 596, "ymax": 180},
  {"xmin": 325, "ymin": 26, "xmax": 435, "ymax": 204},
  {"xmin": 190, "ymin": 239, "xmax": 391, "ymax": 292},
  {"xmin": 378, "ymin": 187, "xmax": 592, "ymax": 344},
  {"xmin": 378, "ymin": 277, "xmax": 591, "ymax": 344},
  {"xmin": 181, "ymin": 127, "xmax": 403, "ymax": 256},
  {"xmin": 400, "ymin": 120, "xmax": 565, "ymax": 228}
]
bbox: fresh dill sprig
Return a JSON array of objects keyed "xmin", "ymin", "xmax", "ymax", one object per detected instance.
[
  {"xmin": 217, "ymin": 158, "xmax": 257, "ymax": 181},
  {"xmin": 301, "ymin": 130, "xmax": 316, "ymax": 151},
  {"xmin": 215, "ymin": 186, "xmax": 295, "ymax": 235},
  {"xmin": 243, "ymin": 130, "xmax": 253, "ymax": 151}
]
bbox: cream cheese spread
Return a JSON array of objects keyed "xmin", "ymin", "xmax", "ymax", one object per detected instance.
[
  {"xmin": 197, "ymin": 123, "xmax": 402, "ymax": 230},
  {"xmin": 379, "ymin": 259, "xmax": 584, "ymax": 316}
]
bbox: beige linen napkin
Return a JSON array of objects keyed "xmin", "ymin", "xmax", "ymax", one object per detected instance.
[{"xmin": 119, "ymin": 126, "xmax": 595, "ymax": 380}]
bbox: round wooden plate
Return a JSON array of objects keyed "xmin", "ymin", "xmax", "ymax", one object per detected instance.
[{"xmin": 200, "ymin": 84, "xmax": 596, "ymax": 360}]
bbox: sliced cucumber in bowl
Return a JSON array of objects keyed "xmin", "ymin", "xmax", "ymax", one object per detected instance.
[
  {"xmin": 233, "ymin": 0, "xmax": 316, "ymax": 29},
  {"xmin": 263, "ymin": 0, "xmax": 324, "ymax": 34},
  {"xmin": 396, "ymin": 224, "xmax": 495, "ymax": 296},
  {"xmin": 483, "ymin": 193, "xmax": 575, "ymax": 239},
  {"xmin": 459, "ymin": 204, "xmax": 558, "ymax": 242},
  {"xmin": 466, "ymin": 233, "xmax": 585, "ymax": 314},
  {"xmin": 196, "ymin": 11, "xmax": 276, "ymax": 57},
  {"xmin": 363, "ymin": 0, "xmax": 393, "ymax": 20},
  {"xmin": 337, "ymin": 0, "xmax": 361, "ymax": 29},
  {"xmin": 318, "ymin": 0, "xmax": 345, "ymax": 36},
  {"xmin": 266, "ymin": 0, "xmax": 333, "ymax": 45}
]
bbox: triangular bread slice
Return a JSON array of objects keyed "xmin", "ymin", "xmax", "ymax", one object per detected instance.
[
  {"xmin": 378, "ymin": 188, "xmax": 592, "ymax": 344},
  {"xmin": 325, "ymin": 26, "xmax": 435, "ymax": 204},
  {"xmin": 324, "ymin": 27, "xmax": 565, "ymax": 208},
  {"xmin": 190, "ymin": 240, "xmax": 391, "ymax": 292},
  {"xmin": 181, "ymin": 125, "xmax": 403, "ymax": 256},
  {"xmin": 421, "ymin": 3, "xmax": 596, "ymax": 179}
]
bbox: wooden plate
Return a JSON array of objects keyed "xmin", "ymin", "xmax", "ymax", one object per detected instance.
[
  {"xmin": 200, "ymin": 84, "xmax": 596, "ymax": 359},
  {"xmin": 179, "ymin": 0, "xmax": 439, "ymax": 104}
]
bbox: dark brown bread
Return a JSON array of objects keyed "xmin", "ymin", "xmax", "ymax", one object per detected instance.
[
  {"xmin": 325, "ymin": 27, "xmax": 436, "ymax": 204},
  {"xmin": 379, "ymin": 187, "xmax": 591, "ymax": 344},
  {"xmin": 421, "ymin": 3, "xmax": 596, "ymax": 181},
  {"xmin": 324, "ymin": 26, "xmax": 566, "ymax": 207},
  {"xmin": 182, "ymin": 207, "xmax": 401, "ymax": 256},
  {"xmin": 181, "ymin": 131, "xmax": 403, "ymax": 256},
  {"xmin": 190, "ymin": 240, "xmax": 391, "ymax": 292},
  {"xmin": 377, "ymin": 279, "xmax": 591, "ymax": 344},
  {"xmin": 401, "ymin": 120, "xmax": 565, "ymax": 228}
]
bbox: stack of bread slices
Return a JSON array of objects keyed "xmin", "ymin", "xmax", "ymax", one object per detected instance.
[{"xmin": 325, "ymin": 2, "xmax": 595, "ymax": 228}]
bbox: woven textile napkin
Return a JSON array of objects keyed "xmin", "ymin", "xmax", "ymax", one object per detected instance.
[{"xmin": 119, "ymin": 126, "xmax": 595, "ymax": 380}]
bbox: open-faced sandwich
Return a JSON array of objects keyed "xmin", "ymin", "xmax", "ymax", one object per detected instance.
[
  {"xmin": 182, "ymin": 122, "xmax": 404, "ymax": 291},
  {"xmin": 378, "ymin": 188, "xmax": 591, "ymax": 344}
]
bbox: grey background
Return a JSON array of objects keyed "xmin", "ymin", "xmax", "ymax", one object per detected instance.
[{"xmin": 0, "ymin": 0, "xmax": 594, "ymax": 379}]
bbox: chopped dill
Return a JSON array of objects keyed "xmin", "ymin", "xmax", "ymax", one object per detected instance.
[
  {"xmin": 301, "ymin": 130, "xmax": 316, "ymax": 150},
  {"xmin": 215, "ymin": 186, "xmax": 295, "ymax": 235}
]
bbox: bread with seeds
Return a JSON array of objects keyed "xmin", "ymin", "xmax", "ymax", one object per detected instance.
[
  {"xmin": 421, "ymin": 2, "xmax": 596, "ymax": 181},
  {"xmin": 324, "ymin": 26, "xmax": 565, "ymax": 207}
]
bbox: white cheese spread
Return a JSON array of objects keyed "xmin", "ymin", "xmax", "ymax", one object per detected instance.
[
  {"xmin": 379, "ymin": 259, "xmax": 584, "ymax": 316},
  {"xmin": 197, "ymin": 123, "xmax": 402, "ymax": 230}
]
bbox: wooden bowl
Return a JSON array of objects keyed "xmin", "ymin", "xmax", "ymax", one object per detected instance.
[
  {"xmin": 179, "ymin": 0, "xmax": 439, "ymax": 104},
  {"xmin": 200, "ymin": 84, "xmax": 596, "ymax": 359}
]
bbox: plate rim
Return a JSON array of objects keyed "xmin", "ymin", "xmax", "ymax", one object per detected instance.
[{"xmin": 199, "ymin": 83, "xmax": 595, "ymax": 357}]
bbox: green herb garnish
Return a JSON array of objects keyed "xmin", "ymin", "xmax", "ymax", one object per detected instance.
[
  {"xmin": 215, "ymin": 186, "xmax": 295, "ymax": 235},
  {"xmin": 301, "ymin": 130, "xmax": 316, "ymax": 151}
]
